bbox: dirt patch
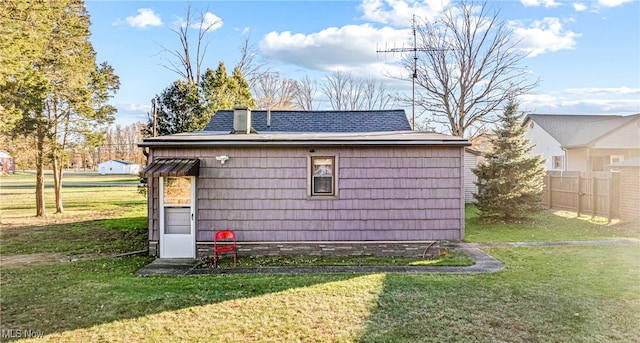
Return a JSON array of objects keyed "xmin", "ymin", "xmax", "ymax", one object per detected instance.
[{"xmin": 0, "ymin": 253, "xmax": 92, "ymax": 268}]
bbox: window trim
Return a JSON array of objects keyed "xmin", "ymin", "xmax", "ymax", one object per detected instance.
[
  {"xmin": 552, "ymin": 155, "xmax": 563, "ymax": 170},
  {"xmin": 308, "ymin": 155, "xmax": 338, "ymax": 198}
]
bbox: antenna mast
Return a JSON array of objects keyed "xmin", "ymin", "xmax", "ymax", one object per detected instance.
[{"xmin": 377, "ymin": 14, "xmax": 441, "ymax": 130}]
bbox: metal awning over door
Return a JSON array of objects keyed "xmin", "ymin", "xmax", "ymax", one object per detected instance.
[{"xmin": 140, "ymin": 158, "xmax": 200, "ymax": 177}]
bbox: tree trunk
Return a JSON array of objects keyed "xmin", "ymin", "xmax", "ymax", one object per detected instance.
[
  {"xmin": 35, "ymin": 132, "xmax": 46, "ymax": 217},
  {"xmin": 52, "ymin": 156, "xmax": 64, "ymax": 214}
]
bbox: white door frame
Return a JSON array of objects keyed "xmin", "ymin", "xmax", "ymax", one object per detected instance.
[{"xmin": 159, "ymin": 176, "xmax": 196, "ymax": 258}]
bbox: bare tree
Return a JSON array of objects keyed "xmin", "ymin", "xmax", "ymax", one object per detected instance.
[
  {"xmin": 321, "ymin": 71, "xmax": 396, "ymax": 111},
  {"xmin": 361, "ymin": 77, "xmax": 396, "ymax": 110},
  {"xmin": 101, "ymin": 122, "xmax": 146, "ymax": 165},
  {"xmin": 236, "ymin": 37, "xmax": 270, "ymax": 90},
  {"xmin": 407, "ymin": 0, "xmax": 537, "ymax": 137},
  {"xmin": 159, "ymin": 3, "xmax": 221, "ymax": 84},
  {"xmin": 321, "ymin": 71, "xmax": 362, "ymax": 110},
  {"xmin": 253, "ymin": 72, "xmax": 298, "ymax": 110},
  {"xmin": 293, "ymin": 76, "xmax": 318, "ymax": 111}
]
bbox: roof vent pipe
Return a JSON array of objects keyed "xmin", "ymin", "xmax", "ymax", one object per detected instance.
[
  {"xmin": 267, "ymin": 109, "xmax": 271, "ymax": 131},
  {"xmin": 233, "ymin": 106, "xmax": 251, "ymax": 134}
]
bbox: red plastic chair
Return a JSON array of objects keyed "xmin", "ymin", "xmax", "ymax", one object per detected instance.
[{"xmin": 213, "ymin": 230, "xmax": 237, "ymax": 268}]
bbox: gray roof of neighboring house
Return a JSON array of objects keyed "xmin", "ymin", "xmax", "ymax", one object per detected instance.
[
  {"xmin": 203, "ymin": 109, "xmax": 412, "ymax": 133},
  {"xmin": 102, "ymin": 159, "xmax": 137, "ymax": 165},
  {"xmin": 525, "ymin": 113, "xmax": 640, "ymax": 147}
]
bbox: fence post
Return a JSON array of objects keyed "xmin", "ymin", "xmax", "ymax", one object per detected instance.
[
  {"xmin": 607, "ymin": 174, "xmax": 617, "ymax": 223},
  {"xmin": 577, "ymin": 175, "xmax": 582, "ymax": 217},
  {"xmin": 591, "ymin": 176, "xmax": 597, "ymax": 219},
  {"xmin": 547, "ymin": 173, "xmax": 553, "ymax": 209}
]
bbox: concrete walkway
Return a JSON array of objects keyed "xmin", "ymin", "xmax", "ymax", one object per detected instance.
[
  {"xmin": 135, "ymin": 258, "xmax": 200, "ymax": 276},
  {"xmin": 136, "ymin": 239, "xmax": 639, "ymax": 276}
]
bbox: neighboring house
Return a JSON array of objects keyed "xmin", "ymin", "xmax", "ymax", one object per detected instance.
[
  {"xmin": 0, "ymin": 150, "xmax": 16, "ymax": 174},
  {"xmin": 139, "ymin": 108, "xmax": 470, "ymax": 259},
  {"xmin": 524, "ymin": 114, "xmax": 640, "ymax": 172},
  {"xmin": 98, "ymin": 160, "xmax": 140, "ymax": 175},
  {"xmin": 463, "ymin": 148, "xmax": 482, "ymax": 203}
]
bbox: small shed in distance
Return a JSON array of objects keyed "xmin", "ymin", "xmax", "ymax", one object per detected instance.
[
  {"xmin": 0, "ymin": 150, "xmax": 16, "ymax": 174},
  {"xmin": 98, "ymin": 160, "xmax": 140, "ymax": 175}
]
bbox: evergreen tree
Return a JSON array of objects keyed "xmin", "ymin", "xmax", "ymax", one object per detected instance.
[
  {"xmin": 1, "ymin": 0, "xmax": 119, "ymax": 216},
  {"xmin": 147, "ymin": 62, "xmax": 254, "ymax": 136},
  {"xmin": 472, "ymin": 98, "xmax": 545, "ymax": 219},
  {"xmin": 150, "ymin": 80, "xmax": 205, "ymax": 136},
  {"xmin": 200, "ymin": 62, "xmax": 254, "ymax": 114}
]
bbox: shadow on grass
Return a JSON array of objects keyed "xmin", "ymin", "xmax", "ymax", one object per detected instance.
[
  {"xmin": 0, "ymin": 257, "xmax": 367, "ymax": 341},
  {"xmin": 3, "ymin": 245, "xmax": 639, "ymax": 341}
]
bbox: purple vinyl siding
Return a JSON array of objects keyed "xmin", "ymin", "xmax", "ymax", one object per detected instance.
[{"xmin": 148, "ymin": 145, "xmax": 465, "ymax": 244}]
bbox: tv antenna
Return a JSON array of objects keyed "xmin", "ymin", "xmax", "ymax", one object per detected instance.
[{"xmin": 377, "ymin": 14, "xmax": 444, "ymax": 130}]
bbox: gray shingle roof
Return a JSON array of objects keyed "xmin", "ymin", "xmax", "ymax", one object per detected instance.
[
  {"xmin": 525, "ymin": 113, "xmax": 640, "ymax": 147},
  {"xmin": 203, "ymin": 109, "xmax": 412, "ymax": 133}
]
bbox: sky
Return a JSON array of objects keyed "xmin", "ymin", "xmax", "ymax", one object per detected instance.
[{"xmin": 84, "ymin": 0, "xmax": 640, "ymax": 128}]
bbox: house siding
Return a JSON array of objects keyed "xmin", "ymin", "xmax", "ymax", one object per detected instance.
[
  {"xmin": 463, "ymin": 151, "xmax": 480, "ymax": 203},
  {"xmin": 592, "ymin": 119, "xmax": 640, "ymax": 149},
  {"xmin": 525, "ymin": 120, "xmax": 565, "ymax": 171},
  {"xmin": 147, "ymin": 145, "xmax": 465, "ymax": 254}
]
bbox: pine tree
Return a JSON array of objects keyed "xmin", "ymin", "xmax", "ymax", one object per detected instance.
[
  {"xmin": 472, "ymin": 98, "xmax": 545, "ymax": 219},
  {"xmin": 147, "ymin": 62, "xmax": 255, "ymax": 136},
  {"xmin": 2, "ymin": 0, "xmax": 119, "ymax": 216}
]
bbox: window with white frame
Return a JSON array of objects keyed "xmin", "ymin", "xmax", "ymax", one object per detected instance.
[
  {"xmin": 610, "ymin": 155, "xmax": 624, "ymax": 164},
  {"xmin": 552, "ymin": 156, "xmax": 563, "ymax": 170},
  {"xmin": 311, "ymin": 156, "xmax": 335, "ymax": 196}
]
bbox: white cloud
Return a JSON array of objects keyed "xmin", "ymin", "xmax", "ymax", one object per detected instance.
[
  {"xmin": 235, "ymin": 27, "xmax": 251, "ymax": 35},
  {"xmin": 359, "ymin": 0, "xmax": 450, "ymax": 27},
  {"xmin": 598, "ymin": 0, "xmax": 633, "ymax": 7},
  {"xmin": 519, "ymin": 90, "xmax": 640, "ymax": 114},
  {"xmin": 511, "ymin": 17, "xmax": 581, "ymax": 57},
  {"xmin": 124, "ymin": 8, "xmax": 162, "ymax": 29},
  {"xmin": 260, "ymin": 24, "xmax": 410, "ymax": 73},
  {"xmin": 520, "ymin": 0, "xmax": 561, "ymax": 8},
  {"xmin": 191, "ymin": 12, "xmax": 223, "ymax": 31},
  {"xmin": 572, "ymin": 2, "xmax": 588, "ymax": 11},
  {"xmin": 114, "ymin": 103, "xmax": 151, "ymax": 126},
  {"xmin": 563, "ymin": 87, "xmax": 640, "ymax": 95}
]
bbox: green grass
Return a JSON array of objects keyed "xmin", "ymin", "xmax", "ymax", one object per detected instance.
[
  {"xmin": 0, "ymin": 171, "xmax": 139, "ymax": 185},
  {"xmin": 2, "ymin": 187, "xmax": 639, "ymax": 341},
  {"xmin": 0, "ymin": 186, "xmax": 147, "ymax": 256},
  {"xmin": 465, "ymin": 204, "xmax": 640, "ymax": 243},
  {"xmin": 1, "ymin": 245, "xmax": 638, "ymax": 342}
]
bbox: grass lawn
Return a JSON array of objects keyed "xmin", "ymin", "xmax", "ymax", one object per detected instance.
[
  {"xmin": 465, "ymin": 204, "xmax": 640, "ymax": 243},
  {"xmin": 0, "ymin": 186, "xmax": 148, "ymax": 257},
  {"xmin": 1, "ymin": 245, "xmax": 638, "ymax": 342},
  {"xmin": 0, "ymin": 171, "xmax": 139, "ymax": 185},
  {"xmin": 1, "ymin": 182, "xmax": 639, "ymax": 341}
]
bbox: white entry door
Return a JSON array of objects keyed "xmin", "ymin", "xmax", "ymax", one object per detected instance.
[{"xmin": 160, "ymin": 176, "xmax": 196, "ymax": 258}]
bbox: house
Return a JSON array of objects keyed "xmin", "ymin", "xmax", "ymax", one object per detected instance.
[
  {"xmin": 138, "ymin": 108, "xmax": 470, "ymax": 259},
  {"xmin": 0, "ymin": 150, "xmax": 16, "ymax": 174},
  {"xmin": 463, "ymin": 148, "xmax": 482, "ymax": 203},
  {"xmin": 98, "ymin": 159, "xmax": 140, "ymax": 175},
  {"xmin": 524, "ymin": 114, "xmax": 640, "ymax": 172}
]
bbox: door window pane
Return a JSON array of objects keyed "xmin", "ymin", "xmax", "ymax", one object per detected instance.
[{"xmin": 163, "ymin": 177, "xmax": 192, "ymax": 204}]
